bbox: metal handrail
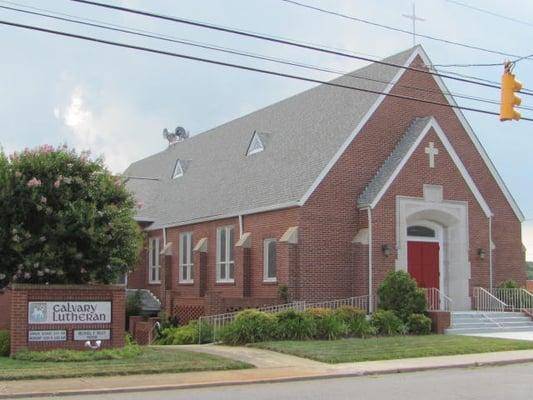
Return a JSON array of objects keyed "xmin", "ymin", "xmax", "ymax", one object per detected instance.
[
  {"xmin": 423, "ymin": 287, "xmax": 453, "ymax": 312},
  {"xmin": 489, "ymin": 288, "xmax": 533, "ymax": 313},
  {"xmin": 198, "ymin": 295, "xmax": 369, "ymax": 343},
  {"xmin": 473, "ymin": 287, "xmax": 507, "ymax": 311}
]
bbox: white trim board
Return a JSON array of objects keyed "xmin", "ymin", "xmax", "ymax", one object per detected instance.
[
  {"xmin": 415, "ymin": 47, "xmax": 524, "ymax": 222},
  {"xmin": 298, "ymin": 45, "xmax": 523, "ymax": 222},
  {"xmin": 367, "ymin": 117, "xmax": 492, "ymax": 218},
  {"xmin": 298, "ymin": 48, "xmax": 421, "ymax": 206}
]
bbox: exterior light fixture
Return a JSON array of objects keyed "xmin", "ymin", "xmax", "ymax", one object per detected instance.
[
  {"xmin": 478, "ymin": 248, "xmax": 486, "ymax": 260},
  {"xmin": 382, "ymin": 244, "xmax": 392, "ymax": 257}
]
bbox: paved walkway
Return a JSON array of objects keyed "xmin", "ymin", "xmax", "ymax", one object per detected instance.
[{"xmin": 2, "ymin": 347, "xmax": 533, "ymax": 399}]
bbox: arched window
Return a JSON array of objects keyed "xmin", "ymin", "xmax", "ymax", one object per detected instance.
[{"xmin": 407, "ymin": 225, "xmax": 435, "ymax": 238}]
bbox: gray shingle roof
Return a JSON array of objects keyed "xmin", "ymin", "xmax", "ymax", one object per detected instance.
[
  {"xmin": 124, "ymin": 47, "xmax": 416, "ymax": 229},
  {"xmin": 357, "ymin": 117, "xmax": 432, "ymax": 208}
]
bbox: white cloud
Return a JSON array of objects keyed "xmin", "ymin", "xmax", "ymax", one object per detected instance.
[
  {"xmin": 523, "ymin": 221, "xmax": 533, "ymax": 261},
  {"xmin": 54, "ymin": 85, "xmax": 166, "ymax": 173}
]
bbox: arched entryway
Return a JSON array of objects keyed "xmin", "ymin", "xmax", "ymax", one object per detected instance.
[{"xmin": 396, "ymin": 193, "xmax": 471, "ymax": 310}]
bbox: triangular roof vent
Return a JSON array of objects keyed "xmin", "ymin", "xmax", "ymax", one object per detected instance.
[
  {"xmin": 246, "ymin": 131, "xmax": 265, "ymax": 156},
  {"xmin": 172, "ymin": 159, "xmax": 184, "ymax": 179}
]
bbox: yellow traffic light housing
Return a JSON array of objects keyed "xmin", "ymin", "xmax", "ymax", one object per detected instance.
[{"xmin": 500, "ymin": 62, "xmax": 522, "ymax": 121}]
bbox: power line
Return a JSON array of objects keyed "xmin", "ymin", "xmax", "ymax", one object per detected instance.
[
  {"xmin": 279, "ymin": 0, "xmax": 532, "ymax": 62},
  {"xmin": 3, "ymin": 19, "xmax": 533, "ymax": 123},
  {"xmin": 70, "ymin": 0, "xmax": 533, "ymax": 97},
  {"xmin": 5, "ymin": 3, "xmax": 533, "ymax": 112},
  {"xmin": 0, "ymin": 0, "xmax": 383, "ymax": 60},
  {"xmin": 446, "ymin": 0, "xmax": 533, "ymax": 28}
]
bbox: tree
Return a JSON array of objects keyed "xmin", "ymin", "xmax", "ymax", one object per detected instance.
[{"xmin": 0, "ymin": 145, "xmax": 143, "ymax": 287}]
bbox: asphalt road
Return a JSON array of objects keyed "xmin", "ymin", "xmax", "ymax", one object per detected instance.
[{"xmin": 29, "ymin": 362, "xmax": 533, "ymax": 400}]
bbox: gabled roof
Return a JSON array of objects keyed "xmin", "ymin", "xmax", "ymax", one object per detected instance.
[
  {"xmin": 125, "ymin": 47, "xmax": 416, "ymax": 230},
  {"xmin": 125, "ymin": 45, "xmax": 523, "ymax": 230},
  {"xmin": 358, "ymin": 116, "xmax": 492, "ymax": 218}
]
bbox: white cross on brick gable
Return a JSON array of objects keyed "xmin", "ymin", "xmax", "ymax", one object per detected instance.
[{"xmin": 425, "ymin": 142, "xmax": 439, "ymax": 168}]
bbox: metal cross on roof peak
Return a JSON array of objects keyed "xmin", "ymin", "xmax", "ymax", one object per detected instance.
[{"xmin": 402, "ymin": 3, "xmax": 425, "ymax": 47}]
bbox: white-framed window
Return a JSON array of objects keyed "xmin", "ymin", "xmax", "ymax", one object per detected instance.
[
  {"xmin": 179, "ymin": 232, "xmax": 194, "ymax": 283},
  {"xmin": 216, "ymin": 225, "xmax": 235, "ymax": 282},
  {"xmin": 148, "ymin": 237, "xmax": 161, "ymax": 283},
  {"xmin": 172, "ymin": 159, "xmax": 183, "ymax": 179},
  {"xmin": 246, "ymin": 131, "xmax": 264, "ymax": 155},
  {"xmin": 263, "ymin": 238, "xmax": 277, "ymax": 282}
]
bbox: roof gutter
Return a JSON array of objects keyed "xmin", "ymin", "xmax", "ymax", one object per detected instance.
[{"xmin": 145, "ymin": 200, "xmax": 300, "ymax": 232}]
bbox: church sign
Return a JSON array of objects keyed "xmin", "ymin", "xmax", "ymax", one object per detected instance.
[
  {"xmin": 28, "ymin": 301, "xmax": 112, "ymax": 324},
  {"xmin": 28, "ymin": 330, "xmax": 67, "ymax": 342},
  {"xmin": 74, "ymin": 329, "xmax": 111, "ymax": 341}
]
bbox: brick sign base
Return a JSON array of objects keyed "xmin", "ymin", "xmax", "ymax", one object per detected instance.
[{"xmin": 10, "ymin": 284, "xmax": 125, "ymax": 356}]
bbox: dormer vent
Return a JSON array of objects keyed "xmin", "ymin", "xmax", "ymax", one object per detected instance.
[{"xmin": 246, "ymin": 131, "xmax": 265, "ymax": 156}]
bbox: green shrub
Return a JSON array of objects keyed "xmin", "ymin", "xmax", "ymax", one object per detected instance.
[
  {"xmin": 278, "ymin": 284, "xmax": 290, "ymax": 303},
  {"xmin": 13, "ymin": 342, "xmax": 142, "ymax": 362},
  {"xmin": 275, "ymin": 309, "xmax": 316, "ymax": 340},
  {"xmin": 377, "ymin": 271, "xmax": 427, "ymax": 322},
  {"xmin": 156, "ymin": 320, "xmax": 213, "ymax": 345},
  {"xmin": 0, "ymin": 330, "xmax": 10, "ymax": 356},
  {"xmin": 333, "ymin": 306, "xmax": 373, "ymax": 338},
  {"xmin": 407, "ymin": 313, "xmax": 432, "ymax": 335},
  {"xmin": 304, "ymin": 308, "xmax": 347, "ymax": 340},
  {"xmin": 219, "ymin": 310, "xmax": 276, "ymax": 345},
  {"xmin": 371, "ymin": 310, "xmax": 406, "ymax": 336},
  {"xmin": 498, "ymin": 279, "xmax": 520, "ymax": 289},
  {"xmin": 125, "ymin": 290, "xmax": 142, "ymax": 329}
]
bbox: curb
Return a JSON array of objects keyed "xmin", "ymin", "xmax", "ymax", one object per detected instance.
[{"xmin": 2, "ymin": 357, "xmax": 533, "ymax": 399}]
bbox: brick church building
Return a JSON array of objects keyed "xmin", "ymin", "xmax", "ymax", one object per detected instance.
[{"xmin": 124, "ymin": 46, "xmax": 526, "ymax": 322}]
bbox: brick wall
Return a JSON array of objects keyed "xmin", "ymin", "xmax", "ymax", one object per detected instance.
[
  {"xmin": 295, "ymin": 54, "xmax": 524, "ymax": 302},
  {"xmin": 126, "ymin": 54, "xmax": 524, "ymax": 316},
  {"xmin": 0, "ymin": 289, "xmax": 11, "ymax": 330},
  {"xmin": 10, "ymin": 284, "xmax": 125, "ymax": 355}
]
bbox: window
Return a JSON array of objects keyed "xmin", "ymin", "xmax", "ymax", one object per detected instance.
[
  {"xmin": 179, "ymin": 232, "xmax": 194, "ymax": 283},
  {"xmin": 148, "ymin": 237, "xmax": 161, "ymax": 283},
  {"xmin": 263, "ymin": 238, "xmax": 277, "ymax": 282},
  {"xmin": 246, "ymin": 131, "xmax": 264, "ymax": 155},
  {"xmin": 216, "ymin": 226, "xmax": 235, "ymax": 282},
  {"xmin": 407, "ymin": 225, "xmax": 436, "ymax": 238},
  {"xmin": 172, "ymin": 159, "xmax": 183, "ymax": 179}
]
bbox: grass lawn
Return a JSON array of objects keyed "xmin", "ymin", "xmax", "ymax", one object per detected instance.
[
  {"xmin": 251, "ymin": 335, "xmax": 533, "ymax": 364},
  {"xmin": 0, "ymin": 347, "xmax": 252, "ymax": 381}
]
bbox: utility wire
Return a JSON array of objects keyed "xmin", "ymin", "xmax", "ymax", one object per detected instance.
[
  {"xmin": 446, "ymin": 0, "xmax": 533, "ymax": 28},
  {"xmin": 65, "ymin": 0, "xmax": 532, "ymax": 93},
  {"xmin": 4, "ymin": 4, "xmax": 533, "ymax": 111},
  {"xmin": 280, "ymin": 0, "xmax": 531, "ymax": 62},
  {"xmin": 69, "ymin": 0, "xmax": 533, "ymax": 97},
  {"xmin": 2, "ymin": 19, "xmax": 533, "ymax": 122}
]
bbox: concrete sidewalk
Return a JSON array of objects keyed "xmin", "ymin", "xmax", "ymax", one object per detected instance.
[{"xmin": 2, "ymin": 347, "xmax": 533, "ymax": 399}]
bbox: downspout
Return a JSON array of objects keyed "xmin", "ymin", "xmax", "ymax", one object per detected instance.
[
  {"xmin": 238, "ymin": 215, "xmax": 244, "ymax": 239},
  {"xmin": 489, "ymin": 216, "xmax": 493, "ymax": 291},
  {"xmin": 163, "ymin": 226, "xmax": 167, "ymax": 247},
  {"xmin": 367, "ymin": 207, "xmax": 373, "ymax": 313}
]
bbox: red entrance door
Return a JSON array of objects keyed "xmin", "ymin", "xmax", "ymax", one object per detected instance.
[{"xmin": 407, "ymin": 241, "xmax": 440, "ymax": 289}]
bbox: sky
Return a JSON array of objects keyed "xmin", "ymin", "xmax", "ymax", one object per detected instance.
[{"xmin": 0, "ymin": 0, "xmax": 532, "ymax": 259}]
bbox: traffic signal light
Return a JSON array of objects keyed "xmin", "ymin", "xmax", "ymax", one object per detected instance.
[{"xmin": 500, "ymin": 62, "xmax": 522, "ymax": 121}]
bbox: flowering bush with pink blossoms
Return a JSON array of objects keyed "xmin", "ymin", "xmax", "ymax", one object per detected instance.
[{"xmin": 0, "ymin": 145, "xmax": 143, "ymax": 287}]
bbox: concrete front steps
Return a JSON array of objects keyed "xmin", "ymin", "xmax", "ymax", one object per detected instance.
[{"xmin": 445, "ymin": 311, "xmax": 533, "ymax": 335}]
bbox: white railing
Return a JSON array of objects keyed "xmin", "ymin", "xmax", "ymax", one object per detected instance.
[
  {"xmin": 473, "ymin": 287, "xmax": 507, "ymax": 311},
  {"xmin": 423, "ymin": 287, "xmax": 453, "ymax": 312},
  {"xmin": 489, "ymin": 288, "xmax": 533, "ymax": 313},
  {"xmin": 198, "ymin": 295, "xmax": 369, "ymax": 343}
]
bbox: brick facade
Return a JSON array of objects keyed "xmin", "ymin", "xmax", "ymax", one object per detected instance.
[
  {"xmin": 126, "ymin": 54, "xmax": 526, "ymax": 320},
  {"xmin": 0, "ymin": 290, "xmax": 11, "ymax": 330},
  {"xmin": 9, "ymin": 284, "xmax": 125, "ymax": 355}
]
